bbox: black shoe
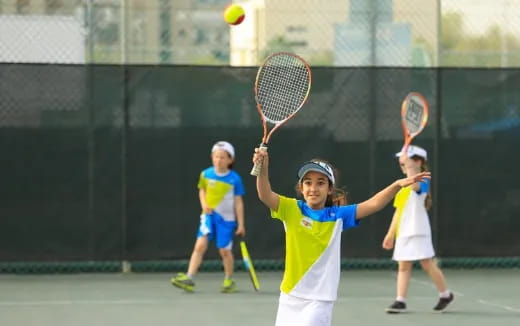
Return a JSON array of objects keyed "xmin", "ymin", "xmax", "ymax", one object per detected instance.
[
  {"xmin": 386, "ymin": 300, "xmax": 407, "ymax": 313},
  {"xmin": 433, "ymin": 292, "xmax": 454, "ymax": 312}
]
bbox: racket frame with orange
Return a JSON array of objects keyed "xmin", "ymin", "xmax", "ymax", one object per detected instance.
[
  {"xmin": 239, "ymin": 240, "xmax": 260, "ymax": 291},
  {"xmin": 250, "ymin": 52, "xmax": 312, "ymax": 176},
  {"xmin": 400, "ymin": 92, "xmax": 429, "ymax": 154}
]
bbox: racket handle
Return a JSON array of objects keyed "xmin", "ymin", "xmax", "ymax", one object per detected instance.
[{"xmin": 250, "ymin": 145, "xmax": 268, "ymax": 176}]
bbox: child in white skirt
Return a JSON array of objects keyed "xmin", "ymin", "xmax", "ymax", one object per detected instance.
[{"xmin": 382, "ymin": 145, "xmax": 454, "ymax": 313}]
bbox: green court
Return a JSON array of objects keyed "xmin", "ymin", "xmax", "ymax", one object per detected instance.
[{"xmin": 1, "ymin": 269, "xmax": 518, "ymax": 325}]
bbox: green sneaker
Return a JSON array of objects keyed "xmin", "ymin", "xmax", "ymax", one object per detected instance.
[
  {"xmin": 171, "ymin": 273, "xmax": 195, "ymax": 293},
  {"xmin": 221, "ymin": 278, "xmax": 237, "ymax": 293}
]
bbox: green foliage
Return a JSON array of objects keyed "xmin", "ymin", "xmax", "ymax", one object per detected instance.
[
  {"xmin": 441, "ymin": 11, "xmax": 520, "ymax": 67},
  {"xmin": 262, "ymin": 35, "xmax": 294, "ymax": 59},
  {"xmin": 307, "ymin": 51, "xmax": 334, "ymax": 66}
]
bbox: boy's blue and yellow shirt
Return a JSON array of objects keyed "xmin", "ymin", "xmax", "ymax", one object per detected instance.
[{"xmin": 198, "ymin": 167, "xmax": 245, "ymax": 222}]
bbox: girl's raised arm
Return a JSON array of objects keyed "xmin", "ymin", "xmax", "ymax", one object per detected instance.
[{"xmin": 253, "ymin": 148, "xmax": 280, "ymax": 211}]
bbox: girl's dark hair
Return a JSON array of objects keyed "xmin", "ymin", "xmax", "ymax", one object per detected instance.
[
  {"xmin": 410, "ymin": 155, "xmax": 432, "ymax": 210},
  {"xmin": 295, "ymin": 158, "xmax": 348, "ymax": 207}
]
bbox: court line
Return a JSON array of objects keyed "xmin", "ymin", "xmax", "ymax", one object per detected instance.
[
  {"xmin": 477, "ymin": 299, "xmax": 520, "ymax": 313},
  {"xmin": 0, "ymin": 299, "xmax": 167, "ymax": 306},
  {"xmin": 407, "ymin": 275, "xmax": 520, "ymax": 313},
  {"xmin": 0, "ymin": 296, "xmax": 437, "ymax": 307}
]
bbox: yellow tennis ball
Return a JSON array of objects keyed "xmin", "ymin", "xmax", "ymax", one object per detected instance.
[{"xmin": 223, "ymin": 4, "xmax": 245, "ymax": 26}]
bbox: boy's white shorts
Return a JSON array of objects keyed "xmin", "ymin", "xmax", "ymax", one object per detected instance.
[{"xmin": 275, "ymin": 292, "xmax": 335, "ymax": 326}]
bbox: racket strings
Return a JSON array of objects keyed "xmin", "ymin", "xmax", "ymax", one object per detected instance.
[
  {"xmin": 404, "ymin": 99, "xmax": 424, "ymax": 133},
  {"xmin": 256, "ymin": 54, "xmax": 310, "ymax": 124}
]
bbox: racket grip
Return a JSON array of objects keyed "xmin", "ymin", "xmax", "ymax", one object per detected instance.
[{"xmin": 250, "ymin": 145, "xmax": 268, "ymax": 176}]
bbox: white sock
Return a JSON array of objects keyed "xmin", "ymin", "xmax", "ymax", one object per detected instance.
[
  {"xmin": 439, "ymin": 290, "xmax": 451, "ymax": 298},
  {"xmin": 396, "ymin": 296, "xmax": 406, "ymax": 302},
  {"xmin": 186, "ymin": 274, "xmax": 194, "ymax": 279}
]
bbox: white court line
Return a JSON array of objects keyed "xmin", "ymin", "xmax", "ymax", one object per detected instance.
[
  {"xmin": 0, "ymin": 299, "xmax": 166, "ymax": 306},
  {"xmin": 409, "ymin": 276, "xmax": 464, "ymax": 297},
  {"xmin": 407, "ymin": 274, "xmax": 520, "ymax": 313},
  {"xmin": 477, "ymin": 299, "xmax": 520, "ymax": 313},
  {"xmin": 0, "ymin": 296, "xmax": 438, "ymax": 307}
]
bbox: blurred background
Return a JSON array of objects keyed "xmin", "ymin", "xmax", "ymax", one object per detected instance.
[
  {"xmin": 0, "ymin": 0, "xmax": 519, "ymax": 273},
  {"xmin": 2, "ymin": 0, "xmax": 520, "ymax": 67}
]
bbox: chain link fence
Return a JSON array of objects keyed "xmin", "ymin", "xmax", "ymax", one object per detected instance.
[
  {"xmin": 0, "ymin": 0, "xmax": 519, "ymax": 267},
  {"xmin": 1, "ymin": 0, "xmax": 520, "ymax": 67}
]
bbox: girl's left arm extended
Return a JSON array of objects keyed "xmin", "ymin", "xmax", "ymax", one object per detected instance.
[{"xmin": 356, "ymin": 171, "xmax": 431, "ymax": 219}]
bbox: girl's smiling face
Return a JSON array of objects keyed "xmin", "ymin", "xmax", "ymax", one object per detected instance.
[{"xmin": 299, "ymin": 171, "xmax": 332, "ymax": 209}]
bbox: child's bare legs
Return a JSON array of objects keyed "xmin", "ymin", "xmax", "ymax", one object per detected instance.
[
  {"xmin": 386, "ymin": 261, "xmax": 413, "ymax": 312},
  {"xmin": 420, "ymin": 258, "xmax": 454, "ymax": 311},
  {"xmin": 419, "ymin": 258, "xmax": 448, "ymax": 293},
  {"xmin": 219, "ymin": 248, "xmax": 237, "ymax": 293},
  {"xmin": 187, "ymin": 236, "xmax": 208, "ymax": 277},
  {"xmin": 219, "ymin": 248, "xmax": 234, "ymax": 278},
  {"xmin": 171, "ymin": 236, "xmax": 207, "ymax": 292},
  {"xmin": 396, "ymin": 261, "xmax": 413, "ymax": 300}
]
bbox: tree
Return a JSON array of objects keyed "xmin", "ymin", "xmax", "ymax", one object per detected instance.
[{"xmin": 441, "ymin": 11, "xmax": 520, "ymax": 67}]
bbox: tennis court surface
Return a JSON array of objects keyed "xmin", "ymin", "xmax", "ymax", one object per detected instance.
[{"xmin": 1, "ymin": 269, "xmax": 518, "ymax": 325}]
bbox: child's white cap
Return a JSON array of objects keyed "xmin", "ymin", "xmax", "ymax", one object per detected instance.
[
  {"xmin": 395, "ymin": 145, "xmax": 427, "ymax": 159},
  {"xmin": 211, "ymin": 141, "xmax": 235, "ymax": 158}
]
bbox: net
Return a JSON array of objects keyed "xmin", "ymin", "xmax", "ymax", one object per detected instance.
[{"xmin": 255, "ymin": 53, "xmax": 311, "ymax": 124}]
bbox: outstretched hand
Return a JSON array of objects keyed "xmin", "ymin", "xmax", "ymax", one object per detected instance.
[{"xmin": 396, "ymin": 171, "xmax": 431, "ymax": 188}]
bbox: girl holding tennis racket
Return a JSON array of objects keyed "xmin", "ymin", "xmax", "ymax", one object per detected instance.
[
  {"xmin": 252, "ymin": 148, "xmax": 430, "ymax": 326},
  {"xmin": 382, "ymin": 145, "xmax": 453, "ymax": 313}
]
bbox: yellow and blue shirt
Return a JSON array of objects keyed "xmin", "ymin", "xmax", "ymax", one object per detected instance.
[
  {"xmin": 198, "ymin": 167, "xmax": 245, "ymax": 222},
  {"xmin": 393, "ymin": 179, "xmax": 431, "ymax": 238},
  {"xmin": 271, "ymin": 195, "xmax": 359, "ymax": 301}
]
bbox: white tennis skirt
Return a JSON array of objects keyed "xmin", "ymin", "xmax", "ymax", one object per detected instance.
[
  {"xmin": 393, "ymin": 235, "xmax": 435, "ymax": 261},
  {"xmin": 275, "ymin": 293, "xmax": 335, "ymax": 326}
]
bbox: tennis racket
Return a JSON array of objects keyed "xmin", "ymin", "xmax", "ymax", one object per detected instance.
[
  {"xmin": 250, "ymin": 52, "xmax": 312, "ymax": 176},
  {"xmin": 240, "ymin": 240, "xmax": 260, "ymax": 291},
  {"xmin": 400, "ymin": 92, "xmax": 429, "ymax": 154}
]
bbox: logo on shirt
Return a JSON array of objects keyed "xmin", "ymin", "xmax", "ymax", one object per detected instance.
[{"xmin": 300, "ymin": 216, "xmax": 313, "ymax": 229}]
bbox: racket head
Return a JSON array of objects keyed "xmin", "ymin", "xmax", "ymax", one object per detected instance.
[
  {"xmin": 254, "ymin": 52, "xmax": 312, "ymax": 143},
  {"xmin": 401, "ymin": 92, "xmax": 429, "ymax": 153},
  {"xmin": 240, "ymin": 240, "xmax": 260, "ymax": 291}
]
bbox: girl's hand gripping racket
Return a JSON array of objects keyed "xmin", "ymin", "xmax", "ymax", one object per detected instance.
[
  {"xmin": 400, "ymin": 92, "xmax": 429, "ymax": 155},
  {"xmin": 250, "ymin": 52, "xmax": 312, "ymax": 176}
]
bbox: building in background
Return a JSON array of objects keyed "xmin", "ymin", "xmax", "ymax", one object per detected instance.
[
  {"xmin": 0, "ymin": 0, "xmax": 516, "ymax": 67},
  {"xmin": 0, "ymin": 0, "xmax": 85, "ymax": 63},
  {"xmin": 230, "ymin": 0, "xmax": 350, "ymax": 66},
  {"xmin": 230, "ymin": 0, "xmax": 438, "ymax": 67}
]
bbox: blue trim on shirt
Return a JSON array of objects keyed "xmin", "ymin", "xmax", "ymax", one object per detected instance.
[
  {"xmin": 296, "ymin": 200, "xmax": 359, "ymax": 230},
  {"xmin": 417, "ymin": 179, "xmax": 430, "ymax": 194}
]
